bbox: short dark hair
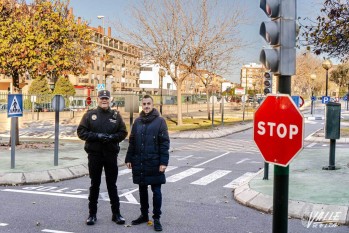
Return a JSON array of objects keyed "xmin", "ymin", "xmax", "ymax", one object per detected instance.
[{"xmin": 142, "ymin": 94, "xmax": 153, "ymax": 102}]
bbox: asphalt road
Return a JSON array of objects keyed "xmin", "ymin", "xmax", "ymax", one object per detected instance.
[{"xmin": 0, "ymin": 118, "xmax": 348, "ymax": 232}]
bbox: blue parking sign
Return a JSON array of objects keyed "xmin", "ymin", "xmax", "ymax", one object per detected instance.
[
  {"xmin": 311, "ymin": 96, "xmax": 316, "ymax": 101},
  {"xmin": 322, "ymin": 96, "xmax": 330, "ymax": 104},
  {"xmin": 8, "ymin": 94, "xmax": 23, "ymax": 117}
]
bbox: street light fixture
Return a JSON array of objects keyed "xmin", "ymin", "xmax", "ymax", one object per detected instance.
[
  {"xmin": 322, "ymin": 59, "xmax": 332, "ymax": 96},
  {"xmin": 310, "ymin": 74, "xmax": 316, "ymax": 115},
  {"xmin": 158, "ymin": 68, "xmax": 165, "ymax": 115}
]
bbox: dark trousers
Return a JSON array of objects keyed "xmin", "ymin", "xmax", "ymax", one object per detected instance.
[
  {"xmin": 139, "ymin": 184, "xmax": 162, "ymax": 219},
  {"xmin": 88, "ymin": 154, "xmax": 120, "ymax": 215}
]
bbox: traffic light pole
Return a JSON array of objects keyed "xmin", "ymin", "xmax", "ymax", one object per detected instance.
[{"xmin": 273, "ymin": 75, "xmax": 291, "ymax": 233}]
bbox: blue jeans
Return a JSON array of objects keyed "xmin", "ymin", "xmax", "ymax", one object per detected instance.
[{"xmin": 139, "ymin": 184, "xmax": 162, "ymax": 219}]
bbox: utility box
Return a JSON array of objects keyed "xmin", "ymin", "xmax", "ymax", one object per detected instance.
[{"xmin": 325, "ymin": 102, "xmax": 341, "ymax": 139}]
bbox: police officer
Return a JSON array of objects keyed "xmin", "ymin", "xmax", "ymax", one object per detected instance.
[{"xmin": 77, "ymin": 90, "xmax": 128, "ymax": 226}]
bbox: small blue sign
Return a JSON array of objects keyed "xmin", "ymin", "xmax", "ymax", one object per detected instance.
[
  {"xmin": 97, "ymin": 84, "xmax": 105, "ymax": 90},
  {"xmin": 7, "ymin": 94, "xmax": 23, "ymax": 117},
  {"xmin": 322, "ymin": 96, "xmax": 330, "ymax": 104},
  {"xmin": 343, "ymin": 95, "xmax": 348, "ymax": 101},
  {"xmin": 291, "ymin": 95, "xmax": 300, "ymax": 108},
  {"xmin": 311, "ymin": 96, "xmax": 316, "ymax": 101}
]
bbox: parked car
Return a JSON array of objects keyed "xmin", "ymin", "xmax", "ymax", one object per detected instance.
[
  {"xmin": 0, "ymin": 103, "xmax": 7, "ymax": 110},
  {"xmin": 34, "ymin": 103, "xmax": 53, "ymax": 112}
]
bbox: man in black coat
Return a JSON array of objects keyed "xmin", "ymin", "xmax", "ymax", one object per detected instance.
[
  {"xmin": 125, "ymin": 94, "xmax": 170, "ymax": 232},
  {"xmin": 77, "ymin": 90, "xmax": 128, "ymax": 226}
]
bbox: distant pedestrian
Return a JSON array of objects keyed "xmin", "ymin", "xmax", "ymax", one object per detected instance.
[
  {"xmin": 77, "ymin": 90, "xmax": 128, "ymax": 226},
  {"xmin": 125, "ymin": 94, "xmax": 170, "ymax": 232}
]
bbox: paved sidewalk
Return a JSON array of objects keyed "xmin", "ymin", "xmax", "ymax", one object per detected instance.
[{"xmin": 0, "ymin": 114, "xmax": 349, "ymax": 226}]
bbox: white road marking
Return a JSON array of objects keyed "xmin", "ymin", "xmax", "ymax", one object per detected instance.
[
  {"xmin": 236, "ymin": 158, "xmax": 250, "ymax": 164},
  {"xmin": 1, "ymin": 189, "xmax": 137, "ymax": 204},
  {"xmin": 191, "ymin": 170, "xmax": 231, "ymax": 185},
  {"xmin": 42, "ymin": 230, "xmax": 74, "ymax": 233},
  {"xmin": 167, "ymin": 168, "xmax": 204, "ymax": 182},
  {"xmin": 119, "ymin": 169, "xmax": 132, "ymax": 176},
  {"xmin": 178, "ymin": 155, "xmax": 194, "ymax": 160},
  {"xmin": 224, "ymin": 172, "xmax": 257, "ymax": 189},
  {"xmin": 0, "ymin": 223, "xmax": 8, "ymax": 226},
  {"xmin": 193, "ymin": 152, "xmax": 230, "ymax": 167},
  {"xmin": 306, "ymin": 142, "xmax": 317, "ymax": 148},
  {"xmin": 165, "ymin": 166, "xmax": 178, "ymax": 172}
]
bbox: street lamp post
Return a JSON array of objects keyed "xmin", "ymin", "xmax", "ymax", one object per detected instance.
[
  {"xmin": 347, "ymin": 81, "xmax": 349, "ymax": 110},
  {"xmin": 310, "ymin": 74, "xmax": 316, "ymax": 115},
  {"xmin": 322, "ymin": 59, "xmax": 332, "ymax": 96},
  {"xmin": 158, "ymin": 68, "xmax": 165, "ymax": 115}
]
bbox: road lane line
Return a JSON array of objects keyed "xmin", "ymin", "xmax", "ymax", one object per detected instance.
[
  {"xmin": 167, "ymin": 168, "xmax": 204, "ymax": 182},
  {"xmin": 178, "ymin": 155, "xmax": 194, "ymax": 160},
  {"xmin": 236, "ymin": 158, "xmax": 250, "ymax": 164},
  {"xmin": 42, "ymin": 230, "xmax": 74, "ymax": 233},
  {"xmin": 191, "ymin": 170, "xmax": 231, "ymax": 185},
  {"xmin": 165, "ymin": 166, "xmax": 178, "ymax": 172},
  {"xmin": 0, "ymin": 223, "xmax": 8, "ymax": 226},
  {"xmin": 193, "ymin": 152, "xmax": 230, "ymax": 167}
]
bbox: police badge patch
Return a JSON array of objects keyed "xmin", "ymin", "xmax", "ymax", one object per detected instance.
[{"xmin": 91, "ymin": 114, "xmax": 97, "ymax": 120}]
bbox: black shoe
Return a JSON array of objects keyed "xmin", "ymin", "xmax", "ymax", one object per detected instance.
[
  {"xmin": 154, "ymin": 219, "xmax": 162, "ymax": 231},
  {"xmin": 131, "ymin": 214, "xmax": 149, "ymax": 225},
  {"xmin": 112, "ymin": 213, "xmax": 125, "ymax": 225},
  {"xmin": 86, "ymin": 215, "xmax": 97, "ymax": 225}
]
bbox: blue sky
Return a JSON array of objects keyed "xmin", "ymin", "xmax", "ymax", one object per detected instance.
[{"xmin": 68, "ymin": 0, "xmax": 322, "ymax": 83}]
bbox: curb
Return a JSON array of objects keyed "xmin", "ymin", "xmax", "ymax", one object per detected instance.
[{"xmin": 233, "ymin": 170, "xmax": 349, "ymax": 226}]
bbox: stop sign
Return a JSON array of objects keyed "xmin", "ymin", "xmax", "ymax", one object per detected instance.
[
  {"xmin": 253, "ymin": 94, "xmax": 304, "ymax": 167},
  {"xmin": 86, "ymin": 96, "xmax": 92, "ymax": 106}
]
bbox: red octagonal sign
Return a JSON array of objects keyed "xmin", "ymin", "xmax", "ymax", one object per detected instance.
[{"xmin": 253, "ymin": 94, "xmax": 304, "ymax": 167}]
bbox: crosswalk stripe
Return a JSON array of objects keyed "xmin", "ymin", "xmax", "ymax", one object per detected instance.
[
  {"xmin": 167, "ymin": 168, "xmax": 204, "ymax": 182},
  {"xmin": 119, "ymin": 169, "xmax": 132, "ymax": 176},
  {"xmin": 42, "ymin": 229, "xmax": 74, "ymax": 233},
  {"xmin": 223, "ymin": 172, "xmax": 257, "ymax": 189},
  {"xmin": 0, "ymin": 223, "xmax": 8, "ymax": 226},
  {"xmin": 191, "ymin": 170, "xmax": 231, "ymax": 185},
  {"xmin": 165, "ymin": 166, "xmax": 178, "ymax": 172},
  {"xmin": 306, "ymin": 142, "xmax": 317, "ymax": 148}
]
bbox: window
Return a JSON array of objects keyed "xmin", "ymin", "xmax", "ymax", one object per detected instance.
[
  {"xmin": 140, "ymin": 80, "xmax": 152, "ymax": 84},
  {"xmin": 140, "ymin": 67, "xmax": 152, "ymax": 71}
]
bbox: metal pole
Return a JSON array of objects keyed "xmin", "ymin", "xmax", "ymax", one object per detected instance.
[
  {"xmin": 347, "ymin": 85, "xmax": 349, "ymax": 111},
  {"xmin": 325, "ymin": 70, "xmax": 328, "ymax": 97},
  {"xmin": 221, "ymin": 95, "xmax": 224, "ymax": 126},
  {"xmin": 160, "ymin": 76, "xmax": 163, "ymax": 115},
  {"xmin": 11, "ymin": 117, "xmax": 16, "ymax": 169},
  {"xmin": 272, "ymin": 75, "xmax": 290, "ymax": 233},
  {"xmin": 54, "ymin": 97, "xmax": 60, "ymax": 166},
  {"xmin": 327, "ymin": 139, "xmax": 336, "ymax": 170},
  {"xmin": 130, "ymin": 95, "xmax": 134, "ymax": 129},
  {"xmin": 262, "ymin": 162, "xmax": 269, "ymax": 180},
  {"xmin": 311, "ymin": 91, "xmax": 314, "ymax": 115},
  {"xmin": 211, "ymin": 95, "xmax": 214, "ymax": 128}
]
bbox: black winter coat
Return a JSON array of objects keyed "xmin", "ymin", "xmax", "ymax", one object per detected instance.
[
  {"xmin": 125, "ymin": 108, "xmax": 170, "ymax": 185},
  {"xmin": 77, "ymin": 107, "xmax": 127, "ymax": 155}
]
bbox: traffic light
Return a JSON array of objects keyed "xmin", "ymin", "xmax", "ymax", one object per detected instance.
[
  {"xmin": 259, "ymin": 0, "xmax": 296, "ymax": 76},
  {"xmin": 264, "ymin": 72, "xmax": 272, "ymax": 95}
]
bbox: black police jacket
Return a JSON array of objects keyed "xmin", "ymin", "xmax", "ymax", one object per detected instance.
[
  {"xmin": 125, "ymin": 108, "xmax": 170, "ymax": 185},
  {"xmin": 77, "ymin": 107, "xmax": 127, "ymax": 155}
]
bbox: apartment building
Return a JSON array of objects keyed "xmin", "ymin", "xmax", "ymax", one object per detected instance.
[{"xmin": 240, "ymin": 63, "xmax": 268, "ymax": 95}]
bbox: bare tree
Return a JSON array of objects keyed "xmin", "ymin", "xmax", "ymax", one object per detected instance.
[
  {"xmin": 112, "ymin": 0, "xmax": 247, "ymax": 125},
  {"xmin": 292, "ymin": 52, "xmax": 326, "ymax": 96}
]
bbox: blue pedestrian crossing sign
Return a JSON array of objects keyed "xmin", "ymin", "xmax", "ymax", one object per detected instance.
[
  {"xmin": 97, "ymin": 84, "xmax": 105, "ymax": 90},
  {"xmin": 311, "ymin": 96, "xmax": 317, "ymax": 101},
  {"xmin": 8, "ymin": 94, "xmax": 23, "ymax": 117}
]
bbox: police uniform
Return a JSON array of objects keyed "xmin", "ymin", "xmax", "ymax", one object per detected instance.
[{"xmin": 77, "ymin": 91, "xmax": 127, "ymax": 225}]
